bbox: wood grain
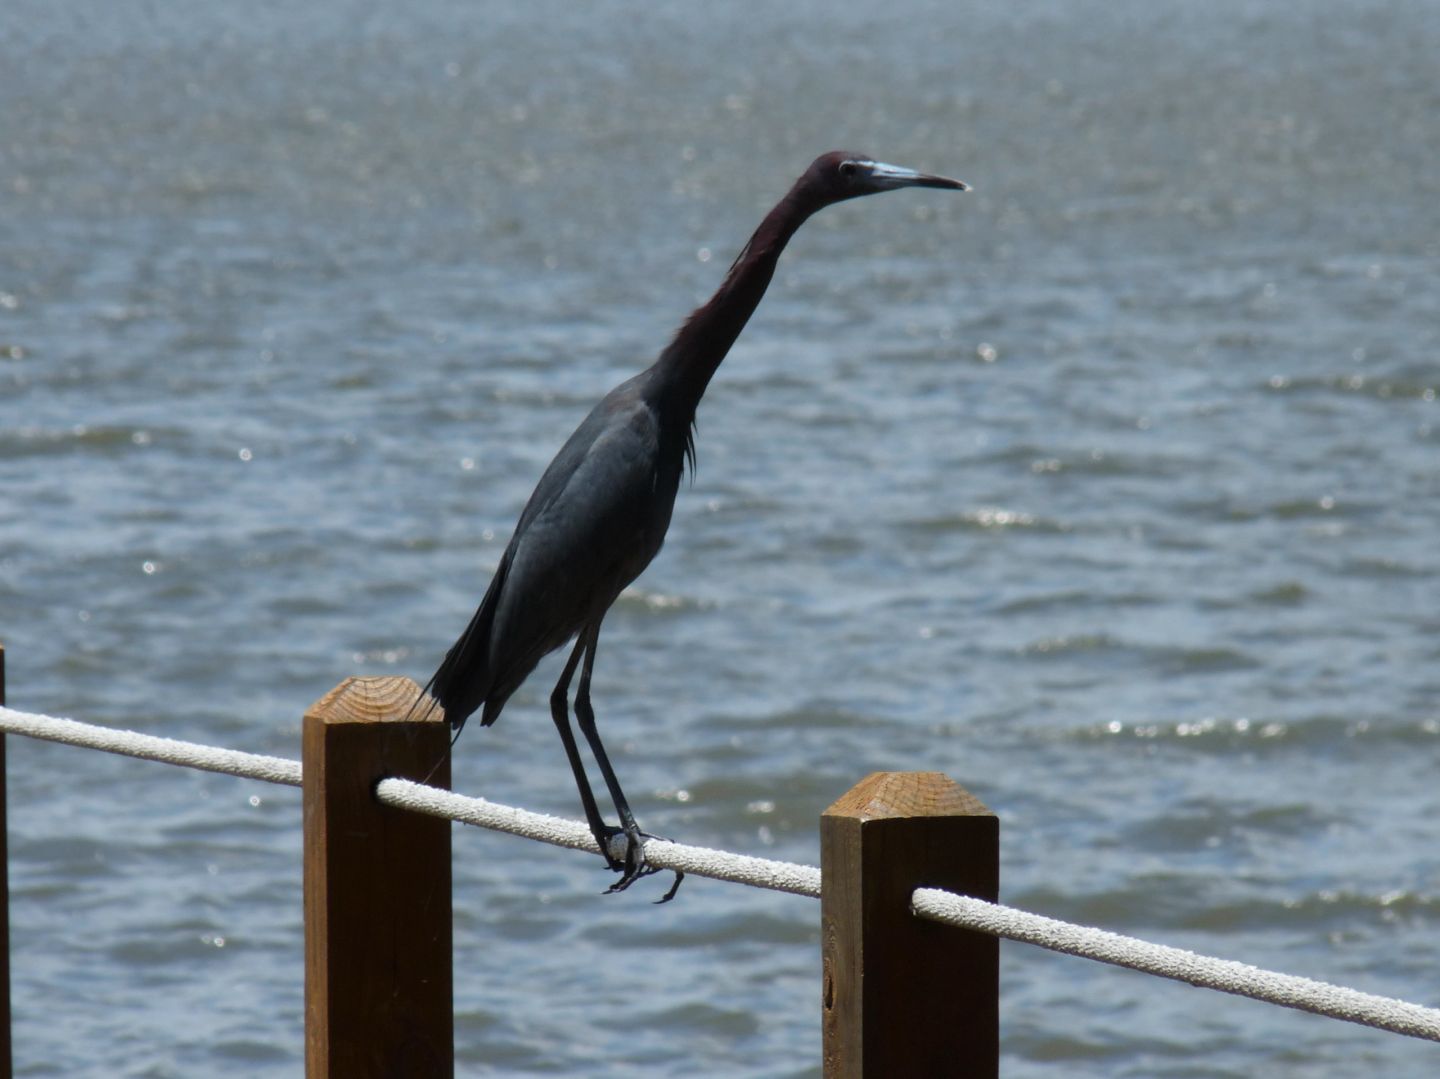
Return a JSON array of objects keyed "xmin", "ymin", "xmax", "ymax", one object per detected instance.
[
  {"xmin": 821, "ymin": 771, "xmax": 999, "ymax": 1078},
  {"xmin": 1, "ymin": 643, "xmax": 11, "ymax": 1079},
  {"xmin": 303, "ymin": 676, "xmax": 453, "ymax": 1078}
]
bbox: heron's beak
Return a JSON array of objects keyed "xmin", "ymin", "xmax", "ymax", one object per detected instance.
[{"xmin": 868, "ymin": 160, "xmax": 969, "ymax": 191}]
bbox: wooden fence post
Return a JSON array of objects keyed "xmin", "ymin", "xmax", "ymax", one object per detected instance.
[
  {"xmin": 303, "ymin": 676, "xmax": 452, "ymax": 1079},
  {"xmin": 821, "ymin": 771, "xmax": 999, "ymax": 1077},
  {"xmin": 1, "ymin": 642, "xmax": 11, "ymax": 1079}
]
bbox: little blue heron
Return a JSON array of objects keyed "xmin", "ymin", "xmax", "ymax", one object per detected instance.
[{"xmin": 425, "ymin": 151, "xmax": 966, "ymax": 899}]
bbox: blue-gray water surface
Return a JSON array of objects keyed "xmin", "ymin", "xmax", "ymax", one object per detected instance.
[{"xmin": 2, "ymin": 1, "xmax": 1438, "ymax": 1075}]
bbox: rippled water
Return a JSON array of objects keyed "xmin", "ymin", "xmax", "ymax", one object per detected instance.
[{"xmin": 3, "ymin": 1, "xmax": 1439, "ymax": 1075}]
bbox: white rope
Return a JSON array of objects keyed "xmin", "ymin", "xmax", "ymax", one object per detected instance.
[
  {"xmin": 5, "ymin": 704, "xmax": 1438, "ymax": 1042},
  {"xmin": 0, "ymin": 705, "xmax": 301, "ymax": 786},
  {"xmin": 913, "ymin": 888, "xmax": 1440, "ymax": 1043},
  {"xmin": 0, "ymin": 705, "xmax": 820, "ymax": 895},
  {"xmin": 375, "ymin": 777, "xmax": 822, "ymax": 897}
]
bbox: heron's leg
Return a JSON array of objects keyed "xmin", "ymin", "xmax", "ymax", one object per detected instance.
[
  {"xmin": 550, "ymin": 633, "xmax": 620, "ymax": 869},
  {"xmin": 573, "ymin": 625, "xmax": 638, "ymax": 833},
  {"xmin": 574, "ymin": 624, "xmax": 684, "ymax": 901}
]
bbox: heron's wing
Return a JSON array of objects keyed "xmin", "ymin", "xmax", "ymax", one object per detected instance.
[{"xmin": 481, "ymin": 392, "xmax": 675, "ymax": 705}]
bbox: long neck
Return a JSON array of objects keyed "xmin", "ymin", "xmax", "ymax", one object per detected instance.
[{"xmin": 648, "ymin": 187, "xmax": 817, "ymax": 417}]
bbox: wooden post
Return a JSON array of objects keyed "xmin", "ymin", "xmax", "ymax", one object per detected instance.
[
  {"xmin": 0, "ymin": 642, "xmax": 11, "ymax": 1079},
  {"xmin": 821, "ymin": 771, "xmax": 999, "ymax": 1078},
  {"xmin": 303, "ymin": 676, "xmax": 452, "ymax": 1079}
]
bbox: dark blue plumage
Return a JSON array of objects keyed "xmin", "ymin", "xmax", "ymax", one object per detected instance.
[{"xmin": 425, "ymin": 152, "xmax": 966, "ymax": 898}]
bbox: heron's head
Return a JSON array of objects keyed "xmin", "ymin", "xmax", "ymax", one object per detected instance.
[{"xmin": 802, "ymin": 151, "xmax": 968, "ymax": 207}]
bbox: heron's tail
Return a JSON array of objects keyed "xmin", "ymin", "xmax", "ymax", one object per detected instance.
[
  {"xmin": 421, "ymin": 592, "xmax": 498, "ymax": 733},
  {"xmin": 422, "ymin": 551, "xmax": 517, "ymax": 733}
]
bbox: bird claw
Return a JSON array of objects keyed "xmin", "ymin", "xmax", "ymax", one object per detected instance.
[{"xmin": 599, "ymin": 825, "xmax": 685, "ymax": 902}]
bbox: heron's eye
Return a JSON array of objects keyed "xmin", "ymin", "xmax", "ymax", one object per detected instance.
[{"xmin": 838, "ymin": 160, "xmax": 858, "ymax": 179}]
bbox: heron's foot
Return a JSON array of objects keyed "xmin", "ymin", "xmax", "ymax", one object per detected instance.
[
  {"xmin": 596, "ymin": 825, "xmax": 630, "ymax": 873},
  {"xmin": 599, "ymin": 825, "xmax": 685, "ymax": 903}
]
